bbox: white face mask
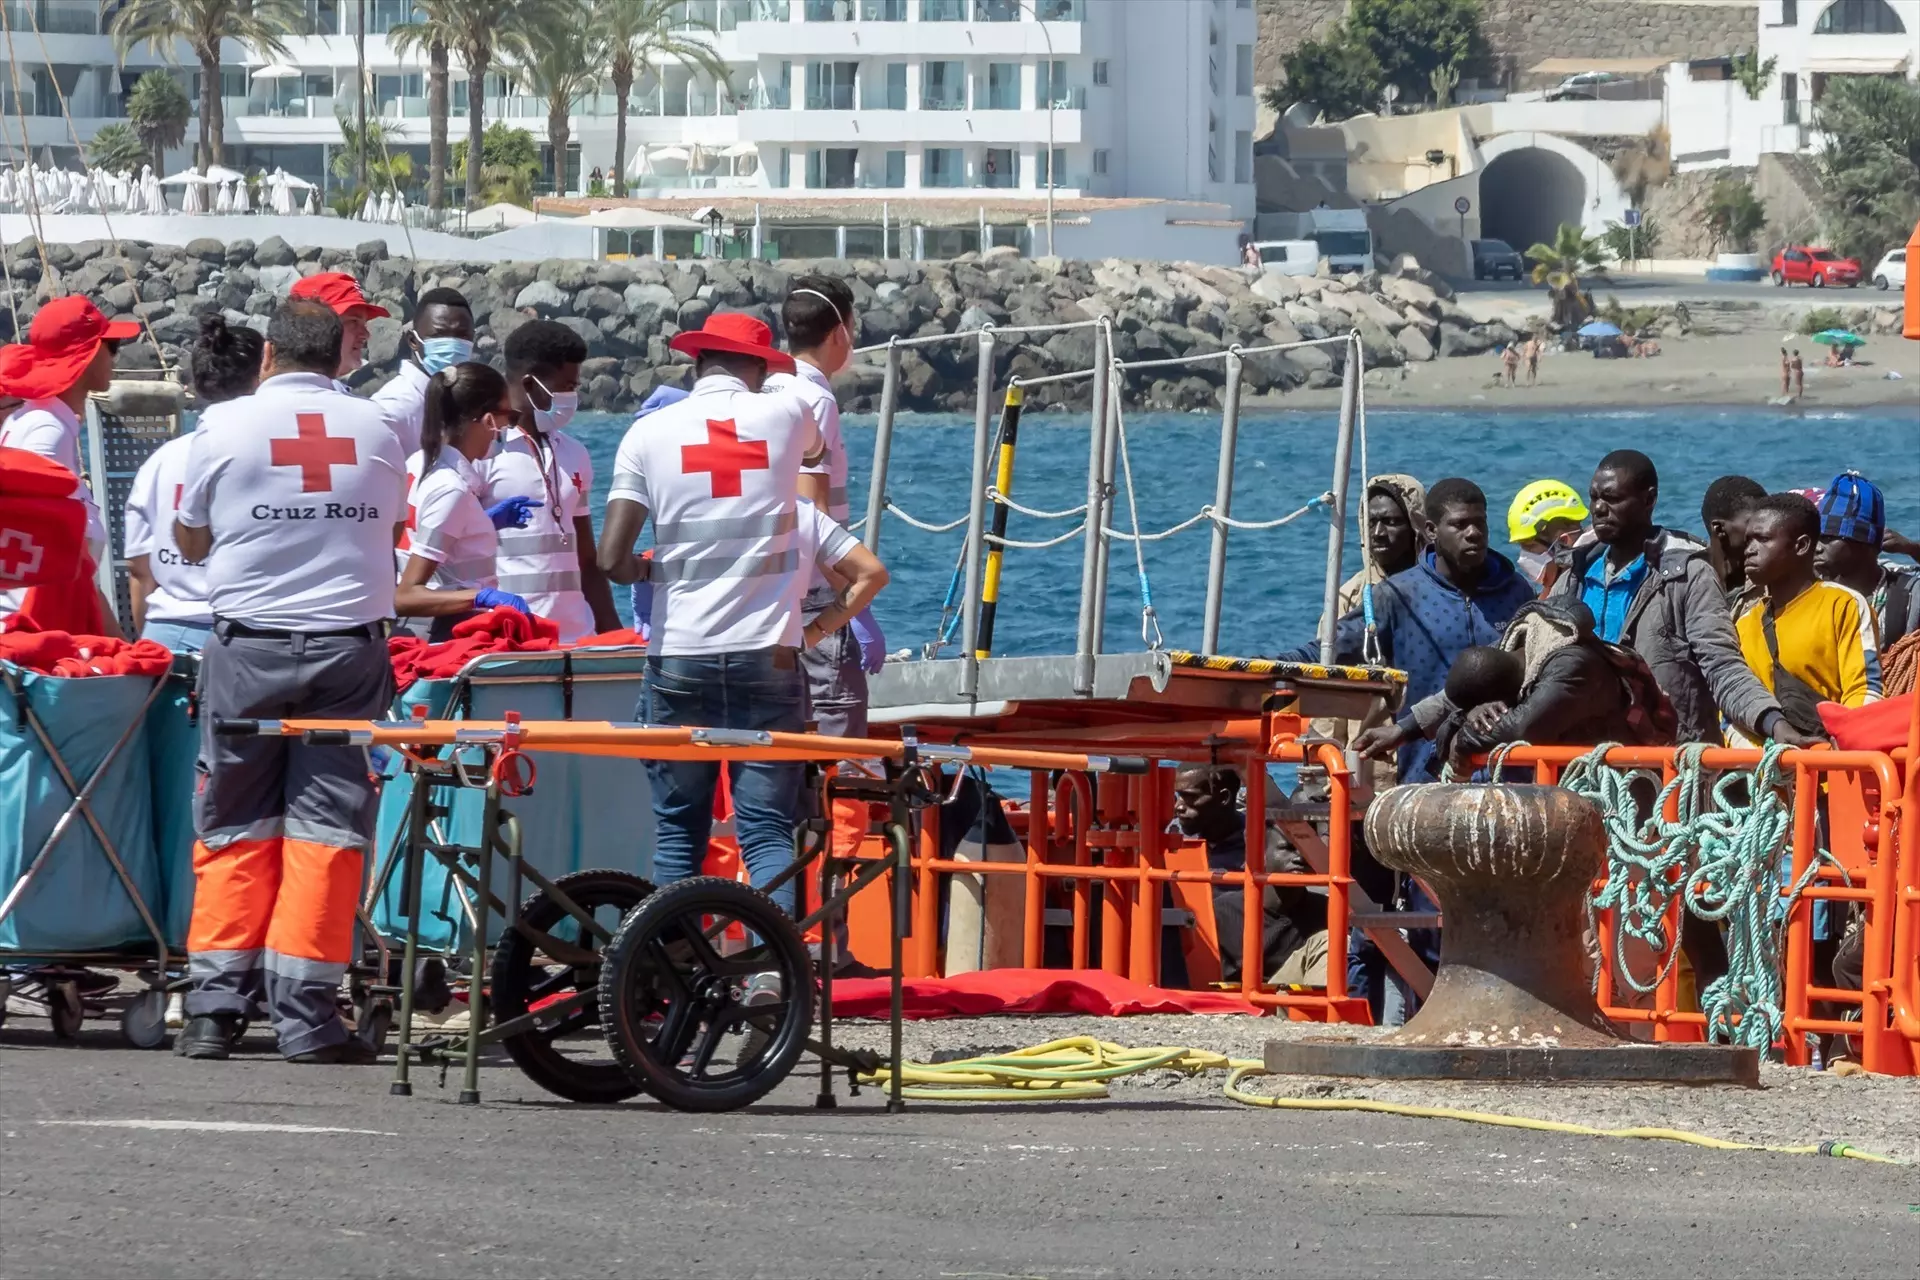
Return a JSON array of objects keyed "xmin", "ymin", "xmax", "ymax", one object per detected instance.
[{"xmin": 530, "ymin": 375, "xmax": 577, "ymax": 433}]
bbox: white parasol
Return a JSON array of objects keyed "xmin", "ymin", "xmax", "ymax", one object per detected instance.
[
  {"xmin": 234, "ymin": 176, "xmax": 251, "ymax": 213},
  {"xmin": 182, "ymin": 177, "xmax": 206, "ymax": 214},
  {"xmin": 251, "ymin": 62, "xmax": 301, "ymax": 80},
  {"xmin": 360, "ymin": 191, "xmax": 377, "ymax": 220},
  {"xmin": 215, "ymin": 180, "xmax": 233, "ymax": 214},
  {"xmin": 302, "ymin": 189, "xmax": 316, "ymax": 215}
]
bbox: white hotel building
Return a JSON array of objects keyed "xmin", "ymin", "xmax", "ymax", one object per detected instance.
[{"xmin": 5, "ymin": 0, "xmax": 1257, "ymax": 256}]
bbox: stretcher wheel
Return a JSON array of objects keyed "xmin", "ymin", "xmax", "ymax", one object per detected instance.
[
  {"xmin": 121, "ymin": 990, "xmax": 169, "ymax": 1049},
  {"xmin": 598, "ymin": 876, "xmax": 814, "ymax": 1113},
  {"xmin": 490, "ymin": 868, "xmax": 656, "ymax": 1104},
  {"xmin": 48, "ymin": 980, "xmax": 84, "ymax": 1039}
]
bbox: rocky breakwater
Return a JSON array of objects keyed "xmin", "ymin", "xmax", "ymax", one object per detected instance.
[{"xmin": 3, "ymin": 237, "xmax": 1524, "ymax": 413}]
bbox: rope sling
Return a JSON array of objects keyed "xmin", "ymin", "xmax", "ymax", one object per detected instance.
[{"xmin": 1558, "ymin": 741, "xmax": 1839, "ymax": 1051}]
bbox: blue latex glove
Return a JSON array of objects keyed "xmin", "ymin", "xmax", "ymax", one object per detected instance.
[
  {"xmin": 638, "ymin": 386, "xmax": 690, "ymax": 419},
  {"xmin": 850, "ymin": 606, "xmax": 886, "ymax": 674},
  {"xmin": 628, "ymin": 579, "xmax": 653, "ymax": 642},
  {"xmin": 484, "ymin": 495, "xmax": 543, "ymax": 530},
  {"xmin": 474, "ymin": 587, "xmax": 530, "ymax": 614}
]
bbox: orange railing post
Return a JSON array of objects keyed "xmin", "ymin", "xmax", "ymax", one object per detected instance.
[{"xmin": 1023, "ymin": 768, "xmax": 1048, "ymax": 968}]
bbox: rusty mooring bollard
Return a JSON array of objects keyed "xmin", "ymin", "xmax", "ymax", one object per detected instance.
[{"xmin": 1264, "ymin": 783, "xmax": 1759, "ymax": 1084}]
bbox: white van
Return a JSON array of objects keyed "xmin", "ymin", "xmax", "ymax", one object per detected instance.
[{"xmin": 1253, "ymin": 240, "xmax": 1320, "ymax": 277}]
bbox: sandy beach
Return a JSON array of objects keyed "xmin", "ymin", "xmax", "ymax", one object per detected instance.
[{"xmin": 1265, "ymin": 329, "xmax": 1920, "ymax": 412}]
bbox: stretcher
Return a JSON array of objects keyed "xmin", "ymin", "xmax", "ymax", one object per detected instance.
[{"xmin": 216, "ymin": 714, "xmax": 1150, "ymax": 1111}]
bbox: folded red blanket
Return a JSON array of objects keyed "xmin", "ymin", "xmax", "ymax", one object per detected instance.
[
  {"xmin": 0, "ymin": 628, "xmax": 172, "ymax": 678},
  {"xmin": 389, "ymin": 605, "xmax": 562, "ymax": 693}
]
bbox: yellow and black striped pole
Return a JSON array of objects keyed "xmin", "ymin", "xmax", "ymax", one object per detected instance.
[{"xmin": 974, "ymin": 383, "xmax": 1025, "ymax": 660}]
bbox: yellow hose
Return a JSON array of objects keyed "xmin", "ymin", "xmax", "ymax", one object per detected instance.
[{"xmin": 854, "ymin": 1036, "xmax": 1903, "ymax": 1164}]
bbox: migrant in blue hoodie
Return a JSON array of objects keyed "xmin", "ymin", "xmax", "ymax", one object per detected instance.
[{"xmin": 1279, "ymin": 548, "xmax": 1537, "ymax": 781}]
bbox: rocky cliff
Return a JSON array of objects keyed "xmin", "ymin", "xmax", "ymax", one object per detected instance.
[{"xmin": 4, "ymin": 236, "xmax": 1524, "ymax": 414}]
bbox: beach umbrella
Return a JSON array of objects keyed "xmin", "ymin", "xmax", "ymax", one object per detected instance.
[
  {"xmin": 1576, "ymin": 320, "xmax": 1622, "ymax": 338},
  {"xmin": 215, "ymin": 180, "xmax": 233, "ymax": 214},
  {"xmin": 234, "ymin": 176, "xmax": 251, "ymax": 213},
  {"xmin": 204, "ymin": 163, "xmax": 245, "ymax": 185},
  {"xmin": 302, "ymin": 189, "xmax": 316, "ymax": 215},
  {"xmin": 159, "ymin": 167, "xmax": 210, "ymax": 186},
  {"xmin": 1810, "ymin": 329, "xmax": 1866, "ymax": 347},
  {"xmin": 251, "ymin": 62, "xmax": 301, "ymax": 81},
  {"xmin": 182, "ymin": 177, "xmax": 206, "ymax": 214},
  {"xmin": 360, "ymin": 191, "xmax": 377, "ymax": 221}
]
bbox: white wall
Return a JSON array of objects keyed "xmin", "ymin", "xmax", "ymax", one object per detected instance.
[{"xmin": 1045, "ymin": 202, "xmax": 1240, "ymax": 264}]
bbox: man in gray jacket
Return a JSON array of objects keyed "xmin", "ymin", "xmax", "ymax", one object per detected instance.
[{"xmin": 1544, "ymin": 450, "xmax": 1820, "ymax": 748}]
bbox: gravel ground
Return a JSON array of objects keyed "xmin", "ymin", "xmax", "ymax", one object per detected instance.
[{"xmin": 829, "ymin": 1013, "xmax": 1920, "ymax": 1164}]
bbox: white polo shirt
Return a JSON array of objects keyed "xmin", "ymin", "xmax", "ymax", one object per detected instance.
[
  {"xmin": 407, "ymin": 448, "xmax": 499, "ymax": 591},
  {"xmin": 178, "ymin": 371, "xmax": 408, "ymax": 630},
  {"xmin": 124, "ymin": 434, "xmax": 212, "ymax": 625},
  {"xmin": 0, "ymin": 398, "xmax": 105, "ymax": 555},
  {"xmin": 369, "ymin": 360, "xmax": 431, "ymax": 458},
  {"xmin": 484, "ymin": 425, "xmax": 596, "ymax": 642},
  {"xmin": 607, "ymin": 373, "xmax": 822, "ymax": 656},
  {"xmin": 766, "ymin": 360, "xmax": 847, "ymax": 522}
]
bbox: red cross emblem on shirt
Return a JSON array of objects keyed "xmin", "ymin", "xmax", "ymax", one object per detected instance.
[
  {"xmin": 173, "ymin": 483, "xmax": 183, "ymax": 510},
  {"xmin": 269, "ymin": 413, "xmax": 357, "ymax": 493},
  {"xmin": 681, "ymin": 418, "xmax": 769, "ymax": 499}
]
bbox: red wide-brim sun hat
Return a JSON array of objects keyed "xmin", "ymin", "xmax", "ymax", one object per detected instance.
[
  {"xmin": 668, "ymin": 313, "xmax": 797, "ymax": 375},
  {"xmin": 0, "ymin": 296, "xmax": 140, "ymax": 400}
]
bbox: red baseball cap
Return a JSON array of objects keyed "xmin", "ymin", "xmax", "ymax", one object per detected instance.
[
  {"xmin": 668, "ymin": 312, "xmax": 796, "ymax": 375},
  {"xmin": 0, "ymin": 296, "xmax": 140, "ymax": 400},
  {"xmin": 289, "ymin": 271, "xmax": 391, "ymax": 320}
]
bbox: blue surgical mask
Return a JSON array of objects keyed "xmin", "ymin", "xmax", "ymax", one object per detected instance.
[
  {"xmin": 531, "ymin": 376, "xmax": 578, "ymax": 434},
  {"xmin": 420, "ymin": 335, "xmax": 473, "ymax": 374}
]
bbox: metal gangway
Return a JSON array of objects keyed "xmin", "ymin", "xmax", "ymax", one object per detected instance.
[{"xmin": 850, "ymin": 316, "xmax": 1396, "ymax": 727}]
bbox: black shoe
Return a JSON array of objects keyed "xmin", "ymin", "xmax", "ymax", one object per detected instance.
[
  {"xmin": 175, "ymin": 1013, "xmax": 241, "ymax": 1060},
  {"xmin": 286, "ymin": 1037, "xmax": 380, "ymax": 1065}
]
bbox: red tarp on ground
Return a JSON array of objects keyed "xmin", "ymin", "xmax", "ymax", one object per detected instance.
[
  {"xmin": 827, "ymin": 968, "xmax": 1263, "ymax": 1020},
  {"xmin": 1820, "ymin": 694, "xmax": 1917, "ymax": 754}
]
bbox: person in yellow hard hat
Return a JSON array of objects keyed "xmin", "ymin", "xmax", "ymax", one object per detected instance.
[{"xmin": 1508, "ymin": 480, "xmax": 1589, "ymax": 589}]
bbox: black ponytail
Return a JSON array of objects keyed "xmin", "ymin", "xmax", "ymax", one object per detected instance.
[
  {"xmin": 420, "ymin": 360, "xmax": 508, "ymax": 468},
  {"xmin": 189, "ymin": 314, "xmax": 265, "ymax": 404}
]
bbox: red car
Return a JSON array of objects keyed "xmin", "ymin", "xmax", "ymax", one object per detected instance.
[{"xmin": 1771, "ymin": 245, "xmax": 1862, "ymax": 288}]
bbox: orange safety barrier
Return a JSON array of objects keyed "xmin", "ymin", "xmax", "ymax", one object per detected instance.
[{"xmin": 237, "ymin": 706, "xmax": 1920, "ymax": 1073}]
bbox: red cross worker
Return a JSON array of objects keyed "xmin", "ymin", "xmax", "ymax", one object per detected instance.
[
  {"xmin": 170, "ymin": 298, "xmax": 410, "ymax": 1065},
  {"xmin": 597, "ymin": 313, "xmax": 890, "ymax": 917},
  {"xmin": 0, "ymin": 295, "xmax": 139, "ymax": 634}
]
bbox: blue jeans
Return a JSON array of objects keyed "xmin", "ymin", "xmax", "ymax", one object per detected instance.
[
  {"xmin": 141, "ymin": 620, "xmax": 213, "ymax": 653},
  {"xmin": 642, "ymin": 650, "xmax": 805, "ymax": 913}
]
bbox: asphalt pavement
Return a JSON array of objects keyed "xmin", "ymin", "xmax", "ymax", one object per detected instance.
[{"xmin": 3, "ymin": 1024, "xmax": 1916, "ymax": 1279}]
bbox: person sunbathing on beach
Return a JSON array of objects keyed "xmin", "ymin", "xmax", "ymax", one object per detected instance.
[{"xmin": 1500, "ymin": 343, "xmax": 1520, "ymax": 387}]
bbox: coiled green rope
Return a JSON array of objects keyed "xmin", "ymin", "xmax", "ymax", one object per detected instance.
[{"xmin": 1560, "ymin": 741, "xmax": 1836, "ymax": 1050}]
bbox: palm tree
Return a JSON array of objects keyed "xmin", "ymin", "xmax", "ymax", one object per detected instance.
[
  {"xmin": 86, "ymin": 123, "xmax": 152, "ymax": 174},
  {"xmin": 391, "ymin": 0, "xmax": 557, "ymax": 211},
  {"xmin": 517, "ymin": 21, "xmax": 601, "ymax": 197},
  {"xmin": 1525, "ymin": 223, "xmax": 1609, "ymax": 329},
  {"xmin": 123, "ymin": 70, "xmax": 192, "ymax": 174},
  {"xmin": 595, "ymin": 0, "xmax": 729, "ymax": 197},
  {"xmin": 333, "ymin": 109, "xmax": 415, "ymax": 195},
  {"xmin": 108, "ymin": 0, "xmax": 302, "ymax": 168}
]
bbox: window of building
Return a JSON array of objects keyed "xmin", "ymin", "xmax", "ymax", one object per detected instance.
[
  {"xmin": 1035, "ymin": 59, "xmax": 1076, "ymax": 107},
  {"xmin": 1813, "ymin": 0, "xmax": 1905, "ymax": 32},
  {"xmin": 883, "ymin": 149, "xmax": 907, "ymax": 187},
  {"xmin": 1092, "ymin": 147, "xmax": 1108, "ymax": 175},
  {"xmin": 975, "ymin": 0, "xmax": 1019, "ymax": 19},
  {"xmin": 924, "ymin": 147, "xmax": 965, "ymax": 186},
  {"xmin": 983, "ymin": 63, "xmax": 1020, "ymax": 109},
  {"xmin": 1782, "ymin": 71, "xmax": 1801, "ymax": 123},
  {"xmin": 1091, "ymin": 59, "xmax": 1108, "ymax": 86},
  {"xmin": 807, "ymin": 147, "xmax": 859, "ymax": 187},
  {"xmin": 1774, "ymin": 0, "xmax": 1799, "ymax": 23},
  {"xmin": 778, "ymin": 146, "xmax": 791, "ymax": 187},
  {"xmin": 1235, "ymin": 44, "xmax": 1253, "ymax": 95},
  {"xmin": 863, "ymin": 62, "xmax": 908, "ymax": 109},
  {"xmin": 311, "ymin": 0, "xmax": 341, "ymax": 35},
  {"xmin": 922, "ymin": 60, "xmax": 966, "ymax": 109},
  {"xmin": 982, "ymin": 146, "xmax": 1018, "ymax": 187},
  {"xmin": 1035, "ymin": 146, "xmax": 1066, "ymax": 184},
  {"xmin": 805, "ymin": 61, "xmax": 858, "ymax": 110},
  {"xmin": 1233, "ymin": 129, "xmax": 1252, "ymax": 183},
  {"xmin": 920, "ymin": 0, "xmax": 965, "ymax": 19}
]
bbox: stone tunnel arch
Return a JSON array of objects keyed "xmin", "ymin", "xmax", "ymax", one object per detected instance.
[{"xmin": 1477, "ymin": 146, "xmax": 1587, "ymax": 252}]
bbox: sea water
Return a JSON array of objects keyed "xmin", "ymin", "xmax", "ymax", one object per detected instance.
[{"xmin": 575, "ymin": 405, "xmax": 1920, "ymax": 659}]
